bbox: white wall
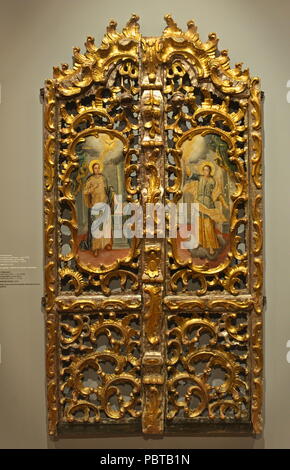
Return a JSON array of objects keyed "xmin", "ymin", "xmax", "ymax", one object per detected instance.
[{"xmin": 0, "ymin": 0, "xmax": 289, "ymax": 449}]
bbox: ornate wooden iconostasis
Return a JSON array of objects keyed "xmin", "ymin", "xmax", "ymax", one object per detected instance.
[{"xmin": 42, "ymin": 14, "xmax": 264, "ymax": 438}]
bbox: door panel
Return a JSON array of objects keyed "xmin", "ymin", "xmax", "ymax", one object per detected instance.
[{"xmin": 42, "ymin": 15, "xmax": 264, "ymax": 437}]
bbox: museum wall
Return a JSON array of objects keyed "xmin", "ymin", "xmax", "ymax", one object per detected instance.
[{"xmin": 0, "ymin": 0, "xmax": 289, "ymax": 449}]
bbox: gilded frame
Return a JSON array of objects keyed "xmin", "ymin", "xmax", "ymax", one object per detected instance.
[{"xmin": 42, "ymin": 15, "xmax": 264, "ymax": 437}]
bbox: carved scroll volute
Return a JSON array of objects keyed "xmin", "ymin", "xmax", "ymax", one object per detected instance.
[
  {"xmin": 46, "ymin": 312, "xmax": 59, "ymax": 437},
  {"xmin": 43, "ymin": 79, "xmax": 59, "ymax": 437},
  {"xmin": 249, "ymin": 77, "xmax": 264, "ymax": 434},
  {"xmin": 43, "ymin": 80, "xmax": 58, "ymax": 314}
]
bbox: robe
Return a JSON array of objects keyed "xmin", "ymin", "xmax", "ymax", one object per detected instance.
[
  {"xmin": 82, "ymin": 174, "xmax": 114, "ymax": 252},
  {"xmin": 184, "ymin": 173, "xmax": 226, "ymax": 253}
]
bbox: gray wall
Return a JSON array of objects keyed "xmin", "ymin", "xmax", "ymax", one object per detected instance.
[{"xmin": 0, "ymin": 0, "xmax": 289, "ymax": 449}]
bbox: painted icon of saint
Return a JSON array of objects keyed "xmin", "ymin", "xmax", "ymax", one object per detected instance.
[{"xmin": 80, "ymin": 159, "xmax": 115, "ymax": 257}]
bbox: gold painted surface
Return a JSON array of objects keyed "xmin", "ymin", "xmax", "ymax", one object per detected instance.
[
  {"xmin": 46, "ymin": 312, "xmax": 59, "ymax": 436},
  {"xmin": 140, "ymin": 45, "xmax": 166, "ymax": 432},
  {"xmin": 53, "ymin": 15, "xmax": 141, "ymax": 96},
  {"xmin": 143, "ymin": 284, "xmax": 163, "ymax": 345},
  {"xmin": 43, "ymin": 15, "xmax": 264, "ymax": 437},
  {"xmin": 59, "ymin": 311, "xmax": 141, "ymax": 423},
  {"xmin": 249, "ymin": 77, "xmax": 264, "ymax": 433},
  {"xmin": 166, "ymin": 311, "xmax": 250, "ymax": 421},
  {"xmin": 165, "ymin": 61, "xmax": 249, "ymax": 284}
]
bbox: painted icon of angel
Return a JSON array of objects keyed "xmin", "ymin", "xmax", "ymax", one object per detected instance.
[
  {"xmin": 185, "ymin": 160, "xmax": 228, "ymax": 255},
  {"xmin": 181, "ymin": 133, "xmax": 232, "ymax": 263}
]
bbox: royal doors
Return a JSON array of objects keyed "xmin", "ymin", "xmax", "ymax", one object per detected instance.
[{"xmin": 42, "ymin": 15, "xmax": 264, "ymax": 437}]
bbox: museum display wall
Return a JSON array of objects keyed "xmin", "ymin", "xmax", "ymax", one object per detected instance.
[{"xmin": 0, "ymin": 0, "xmax": 289, "ymax": 448}]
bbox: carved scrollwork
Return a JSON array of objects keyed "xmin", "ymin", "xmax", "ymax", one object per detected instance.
[
  {"xmin": 43, "ymin": 79, "xmax": 58, "ymax": 314},
  {"xmin": 164, "ymin": 296, "xmax": 253, "ymax": 313},
  {"xmin": 249, "ymin": 76, "xmax": 263, "ymax": 433},
  {"xmin": 59, "ymin": 311, "xmax": 141, "ymax": 423},
  {"xmin": 166, "ymin": 312, "xmax": 249, "ymax": 422},
  {"xmin": 46, "ymin": 312, "xmax": 59, "ymax": 436},
  {"xmin": 43, "ymin": 15, "xmax": 263, "ymax": 437},
  {"xmin": 53, "ymin": 15, "xmax": 141, "ymax": 96},
  {"xmin": 165, "ymin": 64, "xmax": 249, "ymax": 288},
  {"xmin": 55, "ymin": 295, "xmax": 141, "ymax": 312},
  {"xmin": 99, "ymin": 270, "xmax": 139, "ymax": 296}
]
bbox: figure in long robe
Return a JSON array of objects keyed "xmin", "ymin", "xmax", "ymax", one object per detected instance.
[
  {"xmin": 184, "ymin": 161, "xmax": 227, "ymax": 255},
  {"xmin": 81, "ymin": 160, "xmax": 114, "ymax": 256}
]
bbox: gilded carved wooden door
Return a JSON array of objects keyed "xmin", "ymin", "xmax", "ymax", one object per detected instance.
[{"xmin": 42, "ymin": 15, "xmax": 264, "ymax": 438}]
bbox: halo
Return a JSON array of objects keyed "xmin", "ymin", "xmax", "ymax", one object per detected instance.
[
  {"xmin": 198, "ymin": 160, "xmax": 215, "ymax": 176},
  {"xmin": 88, "ymin": 159, "xmax": 103, "ymax": 173}
]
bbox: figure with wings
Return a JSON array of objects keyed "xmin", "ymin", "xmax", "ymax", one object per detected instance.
[{"xmin": 183, "ymin": 159, "xmax": 228, "ymax": 255}]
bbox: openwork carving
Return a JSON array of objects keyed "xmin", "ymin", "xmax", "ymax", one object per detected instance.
[
  {"xmin": 164, "ymin": 65, "xmax": 249, "ymax": 293},
  {"xmin": 59, "ymin": 311, "xmax": 141, "ymax": 424},
  {"xmin": 42, "ymin": 14, "xmax": 264, "ymax": 437},
  {"xmin": 166, "ymin": 311, "xmax": 250, "ymax": 422}
]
